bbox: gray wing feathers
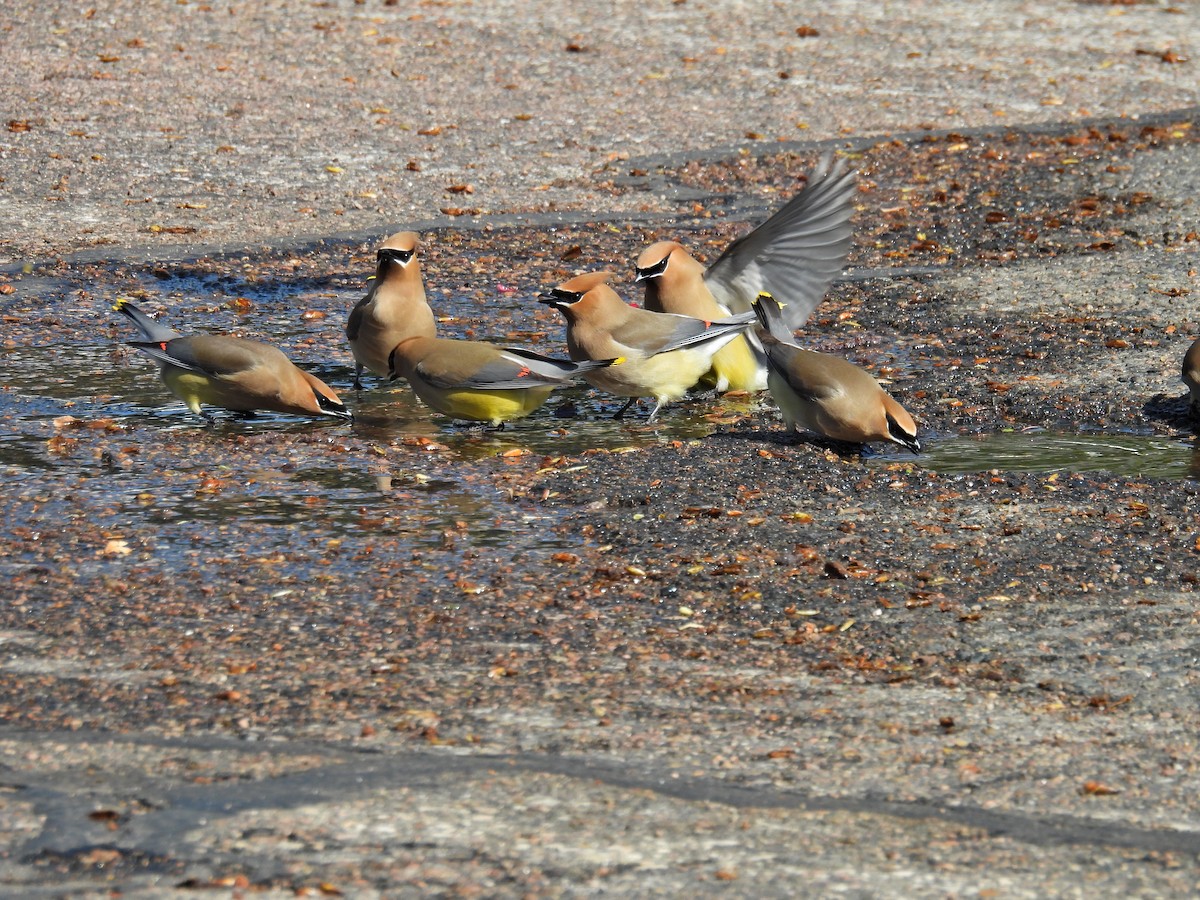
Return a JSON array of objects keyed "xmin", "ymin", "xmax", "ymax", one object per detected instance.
[
  {"xmin": 420, "ymin": 348, "xmax": 612, "ymax": 391},
  {"xmin": 654, "ymin": 310, "xmax": 757, "ymax": 354},
  {"xmin": 705, "ymin": 155, "xmax": 856, "ymax": 328},
  {"xmin": 127, "ymin": 336, "xmax": 265, "ymax": 376},
  {"xmin": 751, "ymin": 292, "xmax": 796, "ymax": 343},
  {"xmin": 500, "ymin": 347, "xmax": 615, "ymax": 380}
]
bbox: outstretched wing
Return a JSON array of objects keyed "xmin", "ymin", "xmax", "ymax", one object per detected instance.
[{"xmin": 705, "ymin": 155, "xmax": 856, "ymax": 328}]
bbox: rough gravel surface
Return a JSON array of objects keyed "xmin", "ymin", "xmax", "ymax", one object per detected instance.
[{"xmin": 1, "ymin": 1, "xmax": 1200, "ymax": 897}]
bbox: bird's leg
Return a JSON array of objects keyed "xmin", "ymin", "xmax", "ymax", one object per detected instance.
[
  {"xmin": 613, "ymin": 397, "xmax": 638, "ymax": 419},
  {"xmin": 353, "ymin": 363, "xmax": 364, "ymax": 392}
]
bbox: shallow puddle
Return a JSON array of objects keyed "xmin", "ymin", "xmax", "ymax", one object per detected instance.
[
  {"xmin": 348, "ymin": 377, "xmax": 739, "ymax": 455},
  {"xmin": 920, "ymin": 431, "xmax": 1200, "ymax": 480},
  {"xmin": 0, "ymin": 277, "xmax": 739, "ymax": 577}
]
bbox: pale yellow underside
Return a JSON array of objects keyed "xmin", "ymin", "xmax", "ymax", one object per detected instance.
[
  {"xmin": 350, "ymin": 327, "xmax": 399, "ymax": 378},
  {"xmin": 704, "ymin": 334, "xmax": 765, "ymax": 393},
  {"xmin": 583, "ymin": 348, "xmax": 711, "ymax": 404},
  {"xmin": 409, "ymin": 381, "xmax": 554, "ymax": 425},
  {"xmin": 162, "ymin": 369, "xmax": 257, "ymax": 415}
]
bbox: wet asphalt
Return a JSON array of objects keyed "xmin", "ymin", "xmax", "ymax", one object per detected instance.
[{"xmin": 2, "ymin": 2, "xmax": 1200, "ymax": 897}]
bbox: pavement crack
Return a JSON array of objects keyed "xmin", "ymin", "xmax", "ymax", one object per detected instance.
[{"xmin": 5, "ymin": 729, "xmax": 1195, "ymax": 862}]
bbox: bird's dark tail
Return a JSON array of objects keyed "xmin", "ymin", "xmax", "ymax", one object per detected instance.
[
  {"xmin": 750, "ymin": 292, "xmax": 795, "ymax": 343},
  {"xmin": 112, "ymin": 297, "xmax": 181, "ymax": 342}
]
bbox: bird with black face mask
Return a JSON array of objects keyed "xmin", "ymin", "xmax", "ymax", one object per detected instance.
[
  {"xmin": 112, "ymin": 298, "xmax": 351, "ymax": 422},
  {"xmin": 540, "ymin": 272, "xmax": 756, "ymax": 422},
  {"xmin": 752, "ymin": 292, "xmax": 919, "ymax": 453},
  {"xmin": 346, "ymin": 231, "xmax": 435, "ymax": 389}
]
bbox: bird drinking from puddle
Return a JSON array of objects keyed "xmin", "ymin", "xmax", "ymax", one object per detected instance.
[
  {"xmin": 752, "ymin": 292, "xmax": 919, "ymax": 453},
  {"xmin": 112, "ymin": 298, "xmax": 351, "ymax": 422}
]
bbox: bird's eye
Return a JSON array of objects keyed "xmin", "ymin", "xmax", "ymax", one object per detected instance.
[
  {"xmin": 378, "ymin": 248, "xmax": 415, "ymax": 265},
  {"xmin": 636, "ymin": 256, "xmax": 670, "ymax": 280}
]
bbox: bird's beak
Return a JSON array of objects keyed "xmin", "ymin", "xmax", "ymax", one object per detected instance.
[{"xmin": 537, "ymin": 288, "xmax": 578, "ymax": 308}]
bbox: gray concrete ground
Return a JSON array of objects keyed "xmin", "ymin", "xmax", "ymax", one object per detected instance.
[
  {"xmin": 3, "ymin": 0, "xmax": 1196, "ymax": 259},
  {"xmin": 1, "ymin": 2, "xmax": 1199, "ymax": 897}
]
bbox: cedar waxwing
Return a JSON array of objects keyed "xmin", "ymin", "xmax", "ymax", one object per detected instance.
[
  {"xmin": 1183, "ymin": 338, "xmax": 1200, "ymax": 418},
  {"xmin": 634, "ymin": 156, "xmax": 855, "ymax": 393},
  {"xmin": 752, "ymin": 292, "xmax": 919, "ymax": 453},
  {"xmin": 346, "ymin": 231, "xmax": 436, "ymax": 388},
  {"xmin": 113, "ymin": 298, "xmax": 351, "ymax": 422},
  {"xmin": 387, "ymin": 335, "xmax": 620, "ymax": 428},
  {"xmin": 539, "ymin": 272, "xmax": 757, "ymax": 421},
  {"xmin": 636, "ymin": 152, "xmax": 855, "ymax": 337},
  {"xmin": 636, "ymin": 239, "xmax": 766, "ymax": 393}
]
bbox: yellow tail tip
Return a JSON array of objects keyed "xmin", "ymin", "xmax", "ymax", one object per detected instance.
[{"xmin": 112, "ymin": 297, "xmax": 131, "ymax": 311}]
